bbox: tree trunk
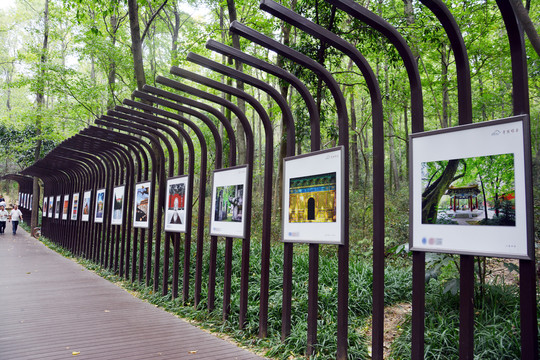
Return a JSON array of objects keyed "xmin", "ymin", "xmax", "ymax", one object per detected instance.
[
  {"xmin": 441, "ymin": 43, "xmax": 450, "ymax": 128},
  {"xmin": 509, "ymin": 0, "xmax": 540, "ymax": 57},
  {"xmin": 226, "ymin": 0, "xmax": 246, "ymax": 164},
  {"xmin": 31, "ymin": 0, "xmax": 49, "ymax": 231},
  {"xmin": 128, "ymin": 0, "xmax": 146, "ymax": 91},
  {"xmin": 384, "ymin": 62, "xmax": 400, "ymax": 191},
  {"xmin": 350, "ymin": 94, "xmax": 360, "ymax": 191},
  {"xmin": 107, "ymin": 13, "xmax": 118, "ymax": 109},
  {"xmin": 422, "ymin": 159, "xmax": 463, "ymax": 224}
]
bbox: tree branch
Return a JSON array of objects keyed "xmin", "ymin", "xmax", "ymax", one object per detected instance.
[{"xmin": 141, "ymin": 0, "xmax": 169, "ymax": 44}]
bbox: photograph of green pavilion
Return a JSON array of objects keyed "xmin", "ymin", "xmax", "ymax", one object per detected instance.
[
  {"xmin": 421, "ymin": 153, "xmax": 515, "ymax": 226},
  {"xmin": 289, "ymin": 172, "xmax": 337, "ymax": 223}
]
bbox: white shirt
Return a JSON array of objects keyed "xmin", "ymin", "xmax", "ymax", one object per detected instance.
[
  {"xmin": 0, "ymin": 210, "xmax": 8, "ymax": 221},
  {"xmin": 10, "ymin": 209, "xmax": 22, "ymax": 221}
]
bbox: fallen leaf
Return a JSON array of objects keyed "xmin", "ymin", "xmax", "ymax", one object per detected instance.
[
  {"xmin": 188, "ymin": 350, "xmax": 197, "ymax": 354},
  {"xmin": 72, "ymin": 351, "xmax": 80, "ymax": 356},
  {"xmin": 26, "ymin": 272, "xmax": 31, "ymax": 274},
  {"xmin": 104, "ymin": 310, "xmax": 110, "ymax": 313}
]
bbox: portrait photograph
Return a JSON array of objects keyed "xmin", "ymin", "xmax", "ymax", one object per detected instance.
[{"xmin": 164, "ymin": 176, "xmax": 189, "ymax": 233}]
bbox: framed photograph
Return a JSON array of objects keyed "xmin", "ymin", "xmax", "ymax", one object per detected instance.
[
  {"xmin": 133, "ymin": 181, "xmax": 151, "ymax": 228},
  {"xmin": 410, "ymin": 115, "xmax": 533, "ymax": 259},
  {"xmin": 94, "ymin": 188, "xmax": 106, "ymax": 223},
  {"xmin": 81, "ymin": 190, "xmax": 91, "ymax": 222},
  {"xmin": 111, "ymin": 185, "xmax": 125, "ymax": 226},
  {"xmin": 71, "ymin": 193, "xmax": 79, "ymax": 220},
  {"xmin": 54, "ymin": 195, "xmax": 61, "ymax": 219},
  {"xmin": 62, "ymin": 195, "xmax": 69, "ymax": 220},
  {"xmin": 210, "ymin": 165, "xmax": 248, "ymax": 238},
  {"xmin": 48, "ymin": 197, "xmax": 54, "ymax": 218},
  {"xmin": 42, "ymin": 197, "xmax": 48, "ymax": 216},
  {"xmin": 164, "ymin": 176, "xmax": 189, "ymax": 233},
  {"xmin": 282, "ymin": 146, "xmax": 344, "ymax": 245}
]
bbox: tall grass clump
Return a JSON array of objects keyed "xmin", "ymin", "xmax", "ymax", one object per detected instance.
[{"xmin": 390, "ymin": 280, "xmax": 535, "ymax": 359}]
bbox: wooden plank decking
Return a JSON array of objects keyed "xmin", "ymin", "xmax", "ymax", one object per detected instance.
[{"xmin": 0, "ymin": 228, "xmax": 266, "ymax": 360}]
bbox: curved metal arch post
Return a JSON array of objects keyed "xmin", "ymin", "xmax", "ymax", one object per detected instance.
[
  {"xmin": 185, "ymin": 53, "xmax": 298, "ymax": 331},
  {"xmin": 38, "ymin": 158, "xmax": 87, "ymax": 251},
  {"xmin": 154, "ymin": 75, "xmax": 255, "ymax": 324},
  {"xmin": 60, "ymin": 140, "xmax": 118, "ymax": 265},
  {"xmin": 257, "ymin": 0, "xmax": 386, "ymax": 354},
  {"xmin": 97, "ymin": 116, "xmax": 166, "ymax": 289},
  {"xmin": 57, "ymin": 148, "xmax": 109, "ymax": 261},
  {"xmin": 495, "ymin": 1, "xmax": 537, "ymax": 358},
  {"xmin": 82, "ymin": 128, "xmax": 148, "ymax": 282},
  {"xmin": 92, "ymin": 121, "xmax": 159, "ymax": 286},
  {"xmin": 106, "ymin": 108, "xmax": 186, "ymax": 291},
  {"xmin": 120, "ymin": 99, "xmax": 215, "ymax": 301},
  {"xmin": 168, "ymin": 66, "xmax": 269, "ymax": 328},
  {"xmin": 230, "ymin": 21, "xmax": 350, "ymax": 357},
  {"xmin": 134, "ymin": 85, "xmax": 240, "ymax": 310},
  {"xmin": 318, "ymin": 2, "xmax": 427, "ymax": 356},
  {"xmin": 82, "ymin": 127, "xmax": 147, "ymax": 281},
  {"xmin": 112, "ymin": 104, "xmax": 202, "ymax": 301},
  {"xmin": 140, "ymin": 85, "xmax": 237, "ymax": 166},
  {"xmin": 73, "ymin": 134, "xmax": 138, "ymax": 276},
  {"xmin": 124, "ymin": 97, "xmax": 223, "ymax": 303},
  {"xmin": 50, "ymin": 155, "xmax": 99, "ymax": 256},
  {"xmin": 68, "ymin": 143, "xmax": 129, "ymax": 268}
]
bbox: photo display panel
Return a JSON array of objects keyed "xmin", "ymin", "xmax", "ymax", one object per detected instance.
[
  {"xmin": 81, "ymin": 190, "xmax": 91, "ymax": 222},
  {"xmin": 210, "ymin": 166, "xmax": 248, "ymax": 238},
  {"xmin": 111, "ymin": 185, "xmax": 125, "ymax": 226},
  {"xmin": 133, "ymin": 181, "xmax": 151, "ymax": 228},
  {"xmin": 71, "ymin": 193, "xmax": 79, "ymax": 220},
  {"xmin": 48, "ymin": 197, "xmax": 54, "ymax": 218},
  {"xmin": 54, "ymin": 195, "xmax": 61, "ymax": 219},
  {"xmin": 410, "ymin": 115, "xmax": 532, "ymax": 259},
  {"xmin": 282, "ymin": 146, "xmax": 345, "ymax": 245},
  {"xmin": 94, "ymin": 188, "xmax": 106, "ymax": 223},
  {"xmin": 62, "ymin": 195, "xmax": 69, "ymax": 220},
  {"xmin": 42, "ymin": 197, "xmax": 48, "ymax": 216},
  {"xmin": 164, "ymin": 176, "xmax": 189, "ymax": 233}
]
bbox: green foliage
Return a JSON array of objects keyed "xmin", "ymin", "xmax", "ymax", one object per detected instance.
[{"xmin": 391, "ymin": 281, "xmax": 533, "ymax": 360}]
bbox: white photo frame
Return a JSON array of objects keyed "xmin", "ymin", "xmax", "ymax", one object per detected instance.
[
  {"xmin": 48, "ymin": 197, "xmax": 54, "ymax": 218},
  {"xmin": 54, "ymin": 195, "xmax": 61, "ymax": 219},
  {"xmin": 42, "ymin": 197, "xmax": 48, "ymax": 216},
  {"xmin": 410, "ymin": 115, "xmax": 533, "ymax": 259},
  {"xmin": 94, "ymin": 188, "xmax": 106, "ymax": 223},
  {"xmin": 282, "ymin": 146, "xmax": 345, "ymax": 245},
  {"xmin": 210, "ymin": 165, "xmax": 248, "ymax": 238},
  {"xmin": 62, "ymin": 195, "xmax": 69, "ymax": 220},
  {"xmin": 133, "ymin": 181, "xmax": 151, "ymax": 228},
  {"xmin": 81, "ymin": 190, "xmax": 91, "ymax": 222},
  {"xmin": 111, "ymin": 185, "xmax": 125, "ymax": 226},
  {"xmin": 71, "ymin": 193, "xmax": 79, "ymax": 221},
  {"xmin": 164, "ymin": 176, "xmax": 189, "ymax": 233}
]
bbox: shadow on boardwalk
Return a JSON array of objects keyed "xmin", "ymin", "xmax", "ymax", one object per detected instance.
[{"xmin": 0, "ymin": 228, "xmax": 266, "ymax": 360}]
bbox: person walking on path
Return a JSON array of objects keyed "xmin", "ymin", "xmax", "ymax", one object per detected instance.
[
  {"xmin": 9, "ymin": 204, "xmax": 23, "ymax": 235},
  {"xmin": 0, "ymin": 205, "xmax": 8, "ymax": 234}
]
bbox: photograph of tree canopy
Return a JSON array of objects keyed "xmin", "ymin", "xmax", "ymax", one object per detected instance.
[{"xmin": 422, "ymin": 153, "xmax": 515, "ymax": 226}]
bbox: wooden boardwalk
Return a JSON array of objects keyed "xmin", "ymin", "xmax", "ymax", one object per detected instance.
[{"xmin": 0, "ymin": 228, "xmax": 266, "ymax": 360}]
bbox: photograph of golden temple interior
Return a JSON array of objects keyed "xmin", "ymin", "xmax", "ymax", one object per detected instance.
[{"xmin": 289, "ymin": 172, "xmax": 337, "ymax": 223}]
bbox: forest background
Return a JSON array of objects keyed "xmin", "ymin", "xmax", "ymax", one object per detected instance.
[{"xmin": 0, "ymin": 0, "xmax": 539, "ymax": 358}]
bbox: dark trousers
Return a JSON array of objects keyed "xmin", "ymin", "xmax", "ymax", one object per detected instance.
[
  {"xmin": 12, "ymin": 221, "xmax": 18, "ymax": 234},
  {"xmin": 0, "ymin": 221, "xmax": 5, "ymax": 234}
]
